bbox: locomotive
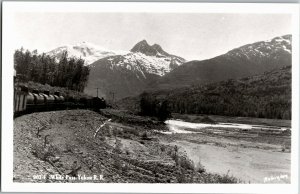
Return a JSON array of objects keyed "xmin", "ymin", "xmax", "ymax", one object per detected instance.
[{"xmin": 14, "ymin": 85, "xmax": 106, "ymax": 117}]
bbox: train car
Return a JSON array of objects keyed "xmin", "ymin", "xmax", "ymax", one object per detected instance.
[
  {"xmin": 26, "ymin": 89, "xmax": 45, "ymax": 112},
  {"xmin": 40, "ymin": 90, "xmax": 55, "ymax": 110},
  {"xmin": 64, "ymin": 96, "xmax": 78, "ymax": 109},
  {"xmin": 53, "ymin": 92, "xmax": 65, "ymax": 110},
  {"xmin": 13, "ymin": 86, "xmax": 107, "ymax": 117},
  {"xmin": 79, "ymin": 97, "xmax": 93, "ymax": 109},
  {"xmin": 92, "ymin": 97, "xmax": 106, "ymax": 110},
  {"xmin": 14, "ymin": 86, "xmax": 29, "ymax": 115}
]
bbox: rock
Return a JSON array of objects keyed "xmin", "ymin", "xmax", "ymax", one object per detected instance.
[
  {"xmin": 51, "ymin": 156, "xmax": 61, "ymax": 163},
  {"xmin": 74, "ymin": 148, "xmax": 83, "ymax": 154},
  {"xmin": 65, "ymin": 169, "xmax": 73, "ymax": 175},
  {"xmin": 82, "ymin": 153, "xmax": 87, "ymax": 158},
  {"xmin": 91, "ymin": 167, "xmax": 98, "ymax": 172}
]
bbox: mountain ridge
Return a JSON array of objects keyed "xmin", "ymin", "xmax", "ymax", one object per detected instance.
[
  {"xmin": 46, "ymin": 41, "xmax": 128, "ymax": 65},
  {"xmin": 84, "ymin": 40, "xmax": 186, "ymax": 99},
  {"xmin": 151, "ymin": 34, "xmax": 292, "ymax": 90},
  {"xmin": 46, "ymin": 35, "xmax": 292, "ymax": 100}
]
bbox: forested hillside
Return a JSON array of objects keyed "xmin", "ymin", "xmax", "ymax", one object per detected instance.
[
  {"xmin": 14, "ymin": 48, "xmax": 90, "ymax": 92},
  {"xmin": 128, "ymin": 66, "xmax": 291, "ymax": 120}
]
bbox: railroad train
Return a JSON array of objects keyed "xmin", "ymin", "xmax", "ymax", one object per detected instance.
[{"xmin": 14, "ymin": 85, "xmax": 107, "ymax": 117}]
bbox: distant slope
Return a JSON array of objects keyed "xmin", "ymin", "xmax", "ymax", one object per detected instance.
[
  {"xmin": 47, "ymin": 41, "xmax": 127, "ymax": 65},
  {"xmin": 84, "ymin": 40, "xmax": 186, "ymax": 99},
  {"xmin": 121, "ymin": 66, "xmax": 291, "ymax": 120},
  {"xmin": 151, "ymin": 35, "xmax": 292, "ymax": 90}
]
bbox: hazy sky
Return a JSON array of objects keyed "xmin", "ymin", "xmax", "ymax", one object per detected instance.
[{"xmin": 12, "ymin": 13, "xmax": 291, "ymax": 60}]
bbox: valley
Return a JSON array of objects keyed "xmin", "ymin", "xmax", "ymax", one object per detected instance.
[{"xmin": 13, "ymin": 34, "xmax": 293, "ymax": 184}]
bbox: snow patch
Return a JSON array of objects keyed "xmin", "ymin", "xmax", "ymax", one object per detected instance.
[{"xmin": 47, "ymin": 42, "xmax": 128, "ymax": 66}]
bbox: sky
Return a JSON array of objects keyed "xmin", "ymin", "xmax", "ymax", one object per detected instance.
[{"xmin": 12, "ymin": 13, "xmax": 291, "ymax": 61}]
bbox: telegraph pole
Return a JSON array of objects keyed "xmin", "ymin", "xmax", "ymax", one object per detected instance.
[
  {"xmin": 109, "ymin": 91, "xmax": 115, "ymax": 104},
  {"xmin": 95, "ymin": 88, "xmax": 99, "ymax": 98}
]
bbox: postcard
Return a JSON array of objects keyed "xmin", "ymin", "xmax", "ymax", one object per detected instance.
[{"xmin": 1, "ymin": 2, "xmax": 299, "ymax": 194}]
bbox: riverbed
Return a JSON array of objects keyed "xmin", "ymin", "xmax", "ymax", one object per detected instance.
[{"xmin": 160, "ymin": 119, "xmax": 291, "ymax": 183}]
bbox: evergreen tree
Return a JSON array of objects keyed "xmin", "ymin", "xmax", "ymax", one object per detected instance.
[{"xmin": 14, "ymin": 48, "xmax": 90, "ymax": 92}]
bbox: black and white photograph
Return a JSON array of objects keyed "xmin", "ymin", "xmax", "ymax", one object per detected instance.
[{"xmin": 1, "ymin": 2, "xmax": 299, "ymax": 193}]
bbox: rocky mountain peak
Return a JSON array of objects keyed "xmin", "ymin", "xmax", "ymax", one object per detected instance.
[
  {"xmin": 130, "ymin": 39, "xmax": 150, "ymax": 50},
  {"xmin": 152, "ymin": 43, "xmax": 162, "ymax": 50},
  {"xmin": 130, "ymin": 40, "xmax": 169, "ymax": 57}
]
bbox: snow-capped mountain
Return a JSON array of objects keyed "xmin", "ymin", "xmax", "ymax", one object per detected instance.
[
  {"xmin": 85, "ymin": 40, "xmax": 186, "ymax": 99},
  {"xmin": 153, "ymin": 35, "xmax": 292, "ymax": 89},
  {"xmin": 227, "ymin": 34, "xmax": 291, "ymax": 59},
  {"xmin": 47, "ymin": 41, "xmax": 127, "ymax": 65},
  {"xmin": 90, "ymin": 40, "xmax": 186, "ymax": 76}
]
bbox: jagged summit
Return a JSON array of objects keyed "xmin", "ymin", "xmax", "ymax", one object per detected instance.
[
  {"xmin": 152, "ymin": 44, "xmax": 170, "ymax": 56},
  {"xmin": 130, "ymin": 40, "xmax": 170, "ymax": 57},
  {"xmin": 84, "ymin": 40, "xmax": 186, "ymax": 99}
]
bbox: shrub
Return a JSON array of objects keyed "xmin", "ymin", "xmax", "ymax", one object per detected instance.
[
  {"xmin": 31, "ymin": 143, "xmax": 57, "ymax": 161},
  {"xmin": 112, "ymin": 129, "xmax": 118, "ymax": 138},
  {"xmin": 106, "ymin": 130, "xmax": 112, "ymax": 138},
  {"xmin": 178, "ymin": 156, "xmax": 195, "ymax": 170},
  {"xmin": 141, "ymin": 132, "xmax": 150, "ymax": 140},
  {"xmin": 195, "ymin": 161, "xmax": 206, "ymax": 173},
  {"xmin": 176, "ymin": 167, "xmax": 187, "ymax": 183},
  {"xmin": 122, "ymin": 133, "xmax": 132, "ymax": 139},
  {"xmin": 200, "ymin": 116, "xmax": 216, "ymax": 124},
  {"xmin": 64, "ymin": 144, "xmax": 73, "ymax": 153},
  {"xmin": 113, "ymin": 138, "xmax": 122, "ymax": 154},
  {"xmin": 113, "ymin": 156, "xmax": 122, "ymax": 171},
  {"xmin": 98, "ymin": 135, "xmax": 106, "ymax": 141},
  {"xmin": 123, "ymin": 127, "xmax": 140, "ymax": 137},
  {"xmin": 215, "ymin": 170, "xmax": 240, "ymax": 183},
  {"xmin": 169, "ymin": 146, "xmax": 195, "ymax": 171}
]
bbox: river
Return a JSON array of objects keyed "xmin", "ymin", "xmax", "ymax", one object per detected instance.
[{"xmin": 163, "ymin": 119, "xmax": 289, "ymax": 134}]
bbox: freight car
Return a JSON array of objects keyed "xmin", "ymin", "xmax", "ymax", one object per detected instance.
[{"xmin": 14, "ymin": 86, "xmax": 106, "ymax": 117}]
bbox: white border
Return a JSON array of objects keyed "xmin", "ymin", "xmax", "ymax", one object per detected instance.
[{"xmin": 2, "ymin": 2, "xmax": 299, "ymax": 193}]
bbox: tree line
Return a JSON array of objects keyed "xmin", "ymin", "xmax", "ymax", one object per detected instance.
[
  {"xmin": 14, "ymin": 48, "xmax": 90, "ymax": 92},
  {"xmin": 140, "ymin": 92, "xmax": 170, "ymax": 121},
  {"xmin": 139, "ymin": 66, "xmax": 291, "ymax": 120}
]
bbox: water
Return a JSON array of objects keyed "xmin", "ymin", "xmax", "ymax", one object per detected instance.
[{"xmin": 163, "ymin": 119, "xmax": 289, "ymax": 134}]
